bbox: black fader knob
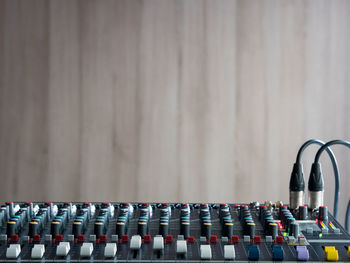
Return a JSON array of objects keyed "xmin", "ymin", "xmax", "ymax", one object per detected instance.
[
  {"xmin": 201, "ymin": 221, "xmax": 212, "ymax": 239},
  {"xmin": 137, "ymin": 220, "xmax": 148, "ymax": 238},
  {"xmin": 245, "ymin": 221, "xmax": 256, "ymax": 238},
  {"xmin": 298, "ymin": 205, "xmax": 308, "ymax": 220},
  {"xmin": 289, "ymin": 222, "xmax": 300, "ymax": 238},
  {"xmin": 29, "ymin": 221, "xmax": 40, "ymax": 237},
  {"xmin": 6, "ymin": 221, "xmax": 16, "ymax": 236},
  {"xmin": 51, "ymin": 221, "xmax": 62, "ymax": 237},
  {"xmin": 180, "ymin": 221, "xmax": 190, "ymax": 239},
  {"xmin": 318, "ymin": 206, "xmax": 328, "ymax": 222},
  {"xmin": 159, "ymin": 221, "xmax": 169, "ymax": 237},
  {"xmin": 223, "ymin": 221, "xmax": 233, "ymax": 237},
  {"xmin": 268, "ymin": 222, "xmax": 278, "ymax": 239},
  {"xmin": 73, "ymin": 221, "xmax": 83, "ymax": 237},
  {"xmin": 94, "ymin": 222, "xmax": 105, "ymax": 237},
  {"xmin": 116, "ymin": 222, "xmax": 127, "ymax": 236}
]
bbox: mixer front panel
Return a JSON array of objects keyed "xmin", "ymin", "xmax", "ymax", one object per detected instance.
[{"xmin": 0, "ymin": 202, "xmax": 349, "ymax": 262}]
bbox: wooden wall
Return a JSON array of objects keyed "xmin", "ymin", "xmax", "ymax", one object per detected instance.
[{"xmin": 1, "ymin": 0, "xmax": 350, "ymax": 223}]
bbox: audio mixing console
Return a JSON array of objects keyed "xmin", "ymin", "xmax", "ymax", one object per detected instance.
[{"xmin": 0, "ymin": 201, "xmax": 350, "ymax": 262}]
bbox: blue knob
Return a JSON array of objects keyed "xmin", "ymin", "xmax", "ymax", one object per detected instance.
[{"xmin": 248, "ymin": 245, "xmax": 260, "ymax": 261}]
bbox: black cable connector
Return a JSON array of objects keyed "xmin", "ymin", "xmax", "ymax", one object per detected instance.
[
  {"xmin": 289, "ymin": 162, "xmax": 305, "ymax": 209},
  {"xmin": 308, "ymin": 163, "xmax": 324, "ymax": 191},
  {"xmin": 289, "ymin": 163, "xmax": 305, "ymax": 192},
  {"xmin": 308, "ymin": 162, "xmax": 324, "ymax": 209},
  {"xmin": 291, "ymin": 139, "xmax": 339, "ymax": 218}
]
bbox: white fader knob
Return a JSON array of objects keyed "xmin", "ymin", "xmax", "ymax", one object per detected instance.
[
  {"xmin": 200, "ymin": 245, "xmax": 212, "ymax": 259},
  {"xmin": 56, "ymin": 242, "xmax": 70, "ymax": 257},
  {"xmin": 176, "ymin": 240, "xmax": 187, "ymax": 254},
  {"xmin": 6, "ymin": 244, "xmax": 21, "ymax": 259},
  {"xmin": 104, "ymin": 243, "xmax": 117, "ymax": 258},
  {"xmin": 31, "ymin": 244, "xmax": 45, "ymax": 259},
  {"xmin": 224, "ymin": 245, "xmax": 235, "ymax": 260},
  {"xmin": 130, "ymin": 235, "xmax": 142, "ymax": 250},
  {"xmin": 80, "ymin": 243, "xmax": 93, "ymax": 257},
  {"xmin": 153, "ymin": 236, "xmax": 164, "ymax": 250}
]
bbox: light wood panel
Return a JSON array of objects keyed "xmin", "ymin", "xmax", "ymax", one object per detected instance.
[{"xmin": 1, "ymin": 0, "xmax": 350, "ymax": 224}]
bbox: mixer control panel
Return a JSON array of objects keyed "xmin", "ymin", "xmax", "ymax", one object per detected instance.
[{"xmin": 0, "ymin": 201, "xmax": 349, "ymax": 262}]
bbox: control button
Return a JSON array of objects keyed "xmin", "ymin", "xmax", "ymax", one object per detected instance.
[
  {"xmin": 298, "ymin": 236, "xmax": 306, "ymax": 244},
  {"xmin": 324, "ymin": 246, "xmax": 338, "ymax": 261},
  {"xmin": 232, "ymin": 235, "xmax": 239, "ymax": 243},
  {"xmin": 347, "ymin": 246, "xmax": 350, "ymax": 257},
  {"xmin": 296, "ymin": 246, "xmax": 309, "ymax": 261},
  {"xmin": 176, "ymin": 240, "xmax": 187, "ymax": 254},
  {"xmin": 100, "ymin": 235, "xmax": 107, "ymax": 242},
  {"xmin": 221, "ymin": 236, "xmax": 229, "ymax": 243},
  {"xmin": 224, "ymin": 245, "xmax": 235, "ymax": 260},
  {"xmin": 248, "ymin": 245, "xmax": 260, "ymax": 260},
  {"xmin": 265, "ymin": 236, "xmax": 273, "ymax": 242},
  {"xmin": 200, "ymin": 245, "xmax": 212, "ymax": 259},
  {"xmin": 272, "ymin": 245, "xmax": 285, "ymax": 261},
  {"xmin": 200, "ymin": 236, "xmax": 207, "ymax": 243},
  {"xmin": 104, "ymin": 243, "xmax": 117, "ymax": 258},
  {"xmin": 177, "ymin": 235, "xmax": 184, "ymax": 240},
  {"xmin": 56, "ymin": 242, "xmax": 70, "ymax": 257},
  {"xmin": 165, "ymin": 235, "xmax": 173, "ymax": 243},
  {"xmin": 89, "ymin": 234, "xmax": 96, "ymax": 242},
  {"xmin": 130, "ymin": 235, "xmax": 142, "ymax": 250},
  {"xmin": 80, "ymin": 243, "xmax": 93, "ymax": 257},
  {"xmin": 122, "ymin": 235, "xmax": 129, "ymax": 242},
  {"xmin": 288, "ymin": 236, "xmax": 295, "ymax": 243},
  {"xmin": 243, "ymin": 235, "xmax": 250, "ymax": 242},
  {"xmin": 153, "ymin": 236, "xmax": 164, "ymax": 250},
  {"xmin": 111, "ymin": 235, "xmax": 118, "ymax": 242},
  {"xmin": 31, "ymin": 244, "xmax": 45, "ymax": 259},
  {"xmin": 254, "ymin": 236, "xmax": 261, "ymax": 243},
  {"xmin": 276, "ymin": 236, "xmax": 283, "ymax": 243},
  {"xmin": 6, "ymin": 244, "xmax": 21, "ymax": 258}
]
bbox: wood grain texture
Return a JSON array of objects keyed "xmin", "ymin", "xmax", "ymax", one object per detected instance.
[{"xmin": 1, "ymin": 0, "xmax": 350, "ymax": 223}]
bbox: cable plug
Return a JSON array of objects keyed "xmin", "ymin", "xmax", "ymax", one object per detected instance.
[
  {"xmin": 308, "ymin": 162, "xmax": 324, "ymax": 209},
  {"xmin": 289, "ymin": 163, "xmax": 305, "ymax": 209}
]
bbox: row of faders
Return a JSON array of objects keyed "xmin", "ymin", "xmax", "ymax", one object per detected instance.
[{"xmin": 1, "ymin": 201, "xmax": 350, "ymax": 261}]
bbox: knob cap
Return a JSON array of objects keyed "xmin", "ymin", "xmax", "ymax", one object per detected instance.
[
  {"xmin": 268, "ymin": 222, "xmax": 278, "ymax": 239},
  {"xmin": 289, "ymin": 222, "xmax": 299, "ymax": 238},
  {"xmin": 298, "ymin": 206, "xmax": 308, "ymax": 220},
  {"xmin": 180, "ymin": 221, "xmax": 190, "ymax": 239},
  {"xmin": 201, "ymin": 221, "xmax": 212, "ymax": 239},
  {"xmin": 318, "ymin": 206, "xmax": 328, "ymax": 222}
]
